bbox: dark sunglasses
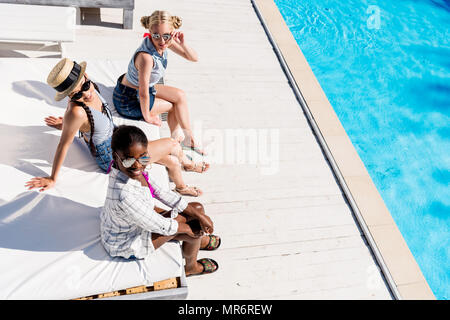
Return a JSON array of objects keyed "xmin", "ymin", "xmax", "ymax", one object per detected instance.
[
  {"xmin": 151, "ymin": 33, "xmax": 172, "ymax": 41},
  {"xmin": 70, "ymin": 78, "xmax": 91, "ymax": 101},
  {"xmin": 115, "ymin": 152, "xmax": 151, "ymax": 168}
]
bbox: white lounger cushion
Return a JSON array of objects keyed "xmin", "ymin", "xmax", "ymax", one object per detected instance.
[
  {"xmin": 0, "ymin": 59, "xmax": 182, "ymax": 299},
  {"xmin": 0, "ymin": 4, "xmax": 75, "ymax": 43}
]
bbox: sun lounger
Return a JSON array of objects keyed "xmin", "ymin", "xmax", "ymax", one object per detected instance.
[
  {"xmin": 0, "ymin": 58, "xmax": 188, "ymax": 300},
  {"xmin": 0, "ymin": 0, "xmax": 135, "ymax": 29},
  {"xmin": 0, "ymin": 3, "xmax": 76, "ymax": 56}
]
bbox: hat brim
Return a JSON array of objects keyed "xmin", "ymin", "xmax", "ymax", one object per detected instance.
[{"xmin": 54, "ymin": 61, "xmax": 87, "ymax": 101}]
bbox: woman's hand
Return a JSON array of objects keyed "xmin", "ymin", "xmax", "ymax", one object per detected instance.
[
  {"xmin": 183, "ymin": 202, "xmax": 213, "ymax": 233},
  {"xmin": 198, "ymin": 214, "xmax": 214, "ymax": 234},
  {"xmin": 168, "ymin": 31, "xmax": 198, "ymax": 62},
  {"xmin": 178, "ymin": 222, "xmax": 203, "ymax": 239},
  {"xmin": 44, "ymin": 116, "xmax": 63, "ymax": 130},
  {"xmin": 25, "ymin": 177, "xmax": 55, "ymax": 192},
  {"xmin": 171, "ymin": 31, "xmax": 185, "ymax": 46},
  {"xmin": 145, "ymin": 115, "xmax": 162, "ymax": 127}
]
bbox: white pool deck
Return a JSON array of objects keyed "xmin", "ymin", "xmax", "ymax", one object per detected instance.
[{"xmin": 0, "ymin": 0, "xmax": 435, "ymax": 299}]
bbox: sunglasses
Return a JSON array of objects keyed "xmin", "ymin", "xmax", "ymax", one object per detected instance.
[
  {"xmin": 70, "ymin": 78, "xmax": 91, "ymax": 101},
  {"xmin": 115, "ymin": 152, "xmax": 151, "ymax": 168},
  {"xmin": 151, "ymin": 33, "xmax": 172, "ymax": 41}
]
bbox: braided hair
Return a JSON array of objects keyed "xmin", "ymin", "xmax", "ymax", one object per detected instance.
[{"xmin": 71, "ymin": 81, "xmax": 109, "ymax": 157}]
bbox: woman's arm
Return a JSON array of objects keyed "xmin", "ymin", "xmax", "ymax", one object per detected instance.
[
  {"xmin": 136, "ymin": 53, "xmax": 162, "ymax": 126},
  {"xmin": 183, "ymin": 202, "xmax": 214, "ymax": 234},
  {"xmin": 155, "ymin": 195, "xmax": 214, "ymax": 235},
  {"xmin": 50, "ymin": 110, "xmax": 84, "ymax": 181},
  {"xmin": 168, "ymin": 31, "xmax": 198, "ymax": 62},
  {"xmin": 25, "ymin": 106, "xmax": 85, "ymax": 191},
  {"xmin": 120, "ymin": 192, "xmax": 180, "ymax": 236},
  {"xmin": 147, "ymin": 173, "xmax": 188, "ymax": 213}
]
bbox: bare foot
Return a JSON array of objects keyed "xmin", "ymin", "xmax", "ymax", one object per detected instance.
[{"xmin": 44, "ymin": 116, "xmax": 63, "ymax": 130}]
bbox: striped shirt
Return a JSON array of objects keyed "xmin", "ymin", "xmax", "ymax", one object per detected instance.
[{"xmin": 100, "ymin": 167, "xmax": 187, "ymax": 259}]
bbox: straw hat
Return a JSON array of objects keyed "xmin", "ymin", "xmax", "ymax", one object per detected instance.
[{"xmin": 47, "ymin": 58, "xmax": 87, "ymax": 101}]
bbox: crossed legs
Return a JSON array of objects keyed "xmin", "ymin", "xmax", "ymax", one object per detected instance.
[{"xmin": 151, "ymin": 210, "xmax": 208, "ymax": 276}]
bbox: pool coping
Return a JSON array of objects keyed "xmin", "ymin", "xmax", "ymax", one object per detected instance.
[{"xmin": 252, "ymin": 0, "xmax": 435, "ymax": 300}]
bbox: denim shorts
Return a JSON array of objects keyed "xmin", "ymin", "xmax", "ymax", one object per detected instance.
[
  {"xmin": 113, "ymin": 74, "xmax": 156, "ymax": 120},
  {"xmin": 89, "ymin": 136, "xmax": 113, "ymax": 172}
]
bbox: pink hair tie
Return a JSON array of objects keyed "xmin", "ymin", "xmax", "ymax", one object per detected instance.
[{"xmin": 143, "ymin": 33, "xmax": 150, "ymax": 38}]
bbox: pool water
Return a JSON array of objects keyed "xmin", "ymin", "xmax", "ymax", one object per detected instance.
[{"xmin": 274, "ymin": 0, "xmax": 450, "ymax": 299}]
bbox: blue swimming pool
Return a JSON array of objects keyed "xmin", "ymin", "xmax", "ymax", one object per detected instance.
[{"xmin": 274, "ymin": 0, "xmax": 450, "ymax": 299}]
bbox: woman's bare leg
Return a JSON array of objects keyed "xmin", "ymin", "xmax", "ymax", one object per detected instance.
[
  {"xmin": 154, "ymin": 84, "xmax": 191, "ymax": 131},
  {"xmin": 150, "ymin": 97, "xmax": 183, "ymax": 141},
  {"xmin": 150, "ymin": 96, "xmax": 200, "ymax": 154},
  {"xmin": 167, "ymin": 110, "xmax": 183, "ymax": 142},
  {"xmin": 176, "ymin": 234, "xmax": 204, "ymax": 276},
  {"xmin": 154, "ymin": 84, "xmax": 205, "ymax": 154},
  {"xmin": 151, "ymin": 212, "xmax": 216, "ymax": 275},
  {"xmin": 149, "ymin": 97, "xmax": 173, "ymax": 114},
  {"xmin": 156, "ymin": 155, "xmax": 185, "ymax": 189},
  {"xmin": 151, "ymin": 213, "xmax": 202, "ymax": 275},
  {"xmin": 146, "ymin": 137, "xmax": 178, "ymax": 163},
  {"xmin": 151, "ymin": 234, "xmax": 203, "ymax": 276},
  {"xmin": 156, "ymin": 155, "xmax": 203, "ymax": 196},
  {"xmin": 169, "ymin": 135, "xmax": 210, "ymax": 173}
]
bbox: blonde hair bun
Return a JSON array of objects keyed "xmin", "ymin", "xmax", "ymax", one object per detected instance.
[
  {"xmin": 170, "ymin": 16, "xmax": 182, "ymax": 29},
  {"xmin": 141, "ymin": 11, "xmax": 183, "ymax": 30},
  {"xmin": 140, "ymin": 16, "xmax": 151, "ymax": 29}
]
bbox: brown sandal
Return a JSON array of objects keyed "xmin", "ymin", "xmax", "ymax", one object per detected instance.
[
  {"xmin": 182, "ymin": 161, "xmax": 209, "ymax": 173},
  {"xmin": 175, "ymin": 185, "xmax": 203, "ymax": 197},
  {"xmin": 201, "ymin": 235, "xmax": 221, "ymax": 251},
  {"xmin": 186, "ymin": 258, "xmax": 219, "ymax": 277}
]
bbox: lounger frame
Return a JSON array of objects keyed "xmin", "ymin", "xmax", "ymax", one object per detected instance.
[
  {"xmin": 0, "ymin": 0, "xmax": 135, "ymax": 29},
  {"xmin": 74, "ymin": 274, "xmax": 188, "ymax": 300}
]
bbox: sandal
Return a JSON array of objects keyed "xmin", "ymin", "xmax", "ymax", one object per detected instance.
[
  {"xmin": 187, "ymin": 258, "xmax": 219, "ymax": 277},
  {"xmin": 183, "ymin": 161, "xmax": 210, "ymax": 173},
  {"xmin": 201, "ymin": 235, "xmax": 221, "ymax": 251},
  {"xmin": 175, "ymin": 185, "xmax": 203, "ymax": 197},
  {"xmin": 180, "ymin": 142, "xmax": 207, "ymax": 156}
]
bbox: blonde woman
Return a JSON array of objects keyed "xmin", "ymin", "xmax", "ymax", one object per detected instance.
[{"xmin": 113, "ymin": 10, "xmax": 208, "ymax": 157}]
